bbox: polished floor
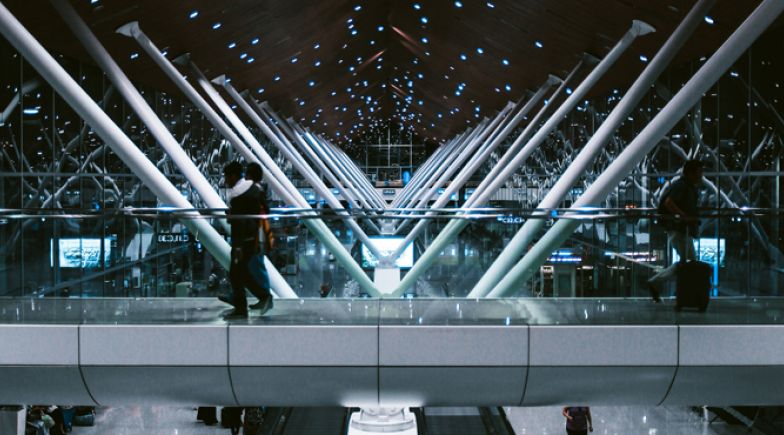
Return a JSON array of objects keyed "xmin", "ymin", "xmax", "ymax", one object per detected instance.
[
  {"xmin": 66, "ymin": 406, "xmax": 761, "ymax": 434},
  {"xmin": 505, "ymin": 406, "xmax": 762, "ymax": 435},
  {"xmin": 2, "ymin": 296, "xmax": 784, "ymax": 325}
]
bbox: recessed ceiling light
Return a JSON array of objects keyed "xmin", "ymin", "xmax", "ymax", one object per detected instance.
[
  {"xmin": 534, "ymin": 40, "xmax": 543, "ymax": 48},
  {"xmin": 377, "ymin": 25, "xmax": 385, "ymax": 31},
  {"xmin": 476, "ymin": 47, "xmax": 484, "ymax": 54},
  {"xmin": 251, "ymin": 37, "xmax": 260, "ymax": 45},
  {"xmin": 459, "ymin": 53, "xmax": 467, "ymax": 61},
  {"xmin": 454, "ymin": 1, "xmax": 463, "ymax": 7},
  {"xmin": 227, "ymin": 42, "xmax": 236, "ymax": 49},
  {"xmin": 420, "ymin": 16, "xmax": 429, "ymax": 24},
  {"xmin": 502, "ymin": 58, "xmax": 509, "ymax": 66},
  {"xmin": 486, "ymin": 2, "xmax": 495, "ymax": 8},
  {"xmin": 413, "ymin": 3, "xmax": 421, "ymax": 10},
  {"xmin": 212, "ymin": 22, "xmax": 221, "ymax": 30},
  {"xmin": 188, "ymin": 10, "xmax": 199, "ymax": 19},
  {"xmin": 704, "ymin": 16, "xmax": 715, "ymax": 25},
  {"xmin": 354, "ymin": 5, "xmax": 362, "ymax": 11}
]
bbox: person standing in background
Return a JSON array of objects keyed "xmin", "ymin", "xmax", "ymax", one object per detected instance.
[{"xmin": 563, "ymin": 406, "xmax": 593, "ymax": 435}]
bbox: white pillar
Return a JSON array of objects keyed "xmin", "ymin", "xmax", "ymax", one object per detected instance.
[
  {"xmin": 470, "ymin": 0, "xmax": 713, "ymax": 298},
  {"xmin": 180, "ymin": 59, "xmax": 379, "ymax": 296},
  {"xmin": 0, "ymin": 3, "xmax": 234, "ymax": 277},
  {"xmin": 217, "ymin": 78, "xmax": 384, "ymax": 260},
  {"xmin": 488, "ymin": 0, "xmax": 784, "ymax": 297},
  {"xmin": 388, "ymin": 21, "xmax": 649, "ymax": 297}
]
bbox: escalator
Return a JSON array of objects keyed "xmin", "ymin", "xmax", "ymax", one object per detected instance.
[{"xmin": 417, "ymin": 407, "xmax": 516, "ymax": 435}]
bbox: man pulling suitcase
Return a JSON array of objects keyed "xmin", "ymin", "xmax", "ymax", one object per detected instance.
[{"xmin": 648, "ymin": 160, "xmax": 710, "ymax": 310}]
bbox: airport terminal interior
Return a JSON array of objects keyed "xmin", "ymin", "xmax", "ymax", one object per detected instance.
[{"xmin": 2, "ymin": 0, "xmax": 784, "ymax": 433}]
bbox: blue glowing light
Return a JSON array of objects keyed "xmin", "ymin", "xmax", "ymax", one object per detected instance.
[
  {"xmin": 188, "ymin": 10, "xmax": 199, "ymax": 19},
  {"xmin": 504, "ymin": 84, "xmax": 511, "ymax": 92},
  {"xmin": 502, "ymin": 58, "xmax": 509, "ymax": 66},
  {"xmin": 251, "ymin": 37, "xmax": 260, "ymax": 45},
  {"xmin": 704, "ymin": 16, "xmax": 714, "ymax": 25},
  {"xmin": 212, "ymin": 22, "xmax": 222, "ymax": 30},
  {"xmin": 639, "ymin": 54, "xmax": 649, "ymax": 62},
  {"xmin": 413, "ymin": 3, "xmax": 421, "ymax": 10},
  {"xmin": 377, "ymin": 25, "xmax": 385, "ymax": 31},
  {"xmin": 534, "ymin": 40, "xmax": 543, "ymax": 48},
  {"xmin": 476, "ymin": 47, "xmax": 484, "ymax": 54},
  {"xmin": 420, "ymin": 16, "xmax": 428, "ymax": 24},
  {"xmin": 227, "ymin": 42, "xmax": 236, "ymax": 49},
  {"xmin": 454, "ymin": 1, "xmax": 463, "ymax": 8},
  {"xmin": 459, "ymin": 53, "xmax": 467, "ymax": 61}
]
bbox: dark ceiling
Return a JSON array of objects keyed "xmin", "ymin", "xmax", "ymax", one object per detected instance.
[{"xmin": 2, "ymin": 0, "xmax": 773, "ymax": 146}]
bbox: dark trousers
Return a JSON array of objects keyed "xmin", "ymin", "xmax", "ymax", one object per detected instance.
[
  {"xmin": 230, "ymin": 242, "xmax": 270, "ymax": 311},
  {"xmin": 567, "ymin": 429, "xmax": 587, "ymax": 435}
]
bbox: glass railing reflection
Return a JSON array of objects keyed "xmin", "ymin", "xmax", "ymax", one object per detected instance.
[{"xmin": 0, "ymin": 207, "xmax": 781, "ymax": 300}]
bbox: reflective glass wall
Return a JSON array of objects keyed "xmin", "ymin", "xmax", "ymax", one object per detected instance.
[{"xmin": 1, "ymin": 22, "xmax": 783, "ymax": 299}]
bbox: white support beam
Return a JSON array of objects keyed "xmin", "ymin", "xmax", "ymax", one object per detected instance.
[
  {"xmin": 487, "ymin": 0, "xmax": 784, "ymax": 297},
  {"xmin": 388, "ymin": 19, "xmax": 652, "ymax": 297},
  {"xmin": 470, "ymin": 0, "xmax": 713, "ymax": 298},
  {"xmin": 216, "ymin": 78, "xmax": 384, "ymax": 259},
  {"xmin": 0, "ymin": 4, "xmax": 237, "ymax": 289}
]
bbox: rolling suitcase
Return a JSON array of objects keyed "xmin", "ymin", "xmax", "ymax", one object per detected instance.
[{"xmin": 675, "ymin": 260, "xmax": 711, "ymax": 311}]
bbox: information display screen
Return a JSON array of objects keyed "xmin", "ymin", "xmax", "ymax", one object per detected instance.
[
  {"xmin": 51, "ymin": 238, "xmax": 112, "ymax": 268},
  {"xmin": 672, "ymin": 237, "xmax": 725, "ymax": 267},
  {"xmin": 361, "ymin": 236, "xmax": 414, "ymax": 269}
]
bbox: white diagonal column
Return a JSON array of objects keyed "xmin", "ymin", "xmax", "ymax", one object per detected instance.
[
  {"xmin": 470, "ymin": 0, "xmax": 713, "ymax": 298},
  {"xmin": 217, "ymin": 78, "xmax": 384, "ymax": 259},
  {"xmin": 390, "ymin": 19, "xmax": 652, "ymax": 297},
  {"xmin": 393, "ymin": 134, "xmax": 463, "ymax": 208},
  {"xmin": 487, "ymin": 0, "xmax": 784, "ymax": 297},
  {"xmin": 118, "ymin": 23, "xmax": 377, "ymax": 296},
  {"xmin": 0, "ymin": 4, "xmax": 236, "ymax": 279},
  {"xmin": 179, "ymin": 58, "xmax": 379, "ymax": 296}
]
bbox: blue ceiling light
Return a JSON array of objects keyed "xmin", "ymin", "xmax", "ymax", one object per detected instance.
[
  {"xmin": 291, "ymin": 57, "xmax": 298, "ymax": 63},
  {"xmin": 639, "ymin": 54, "xmax": 649, "ymax": 62},
  {"xmin": 377, "ymin": 25, "xmax": 385, "ymax": 31},
  {"xmin": 274, "ymin": 75, "xmax": 281, "ymax": 81},
  {"xmin": 420, "ymin": 16, "xmax": 429, "ymax": 24},
  {"xmin": 486, "ymin": 2, "xmax": 495, "ymax": 8},
  {"xmin": 566, "ymin": 87, "xmax": 573, "ymax": 95},
  {"xmin": 257, "ymin": 88, "xmax": 265, "ymax": 93},
  {"xmin": 476, "ymin": 47, "xmax": 484, "ymax": 54},
  {"xmin": 314, "ymin": 43, "xmax": 321, "ymax": 49},
  {"xmin": 354, "ymin": 4, "xmax": 362, "ymax": 11},
  {"xmin": 130, "ymin": 52, "xmax": 139, "ymax": 60},
  {"xmin": 504, "ymin": 83, "xmax": 511, "ymax": 92},
  {"xmin": 459, "ymin": 53, "xmax": 467, "ymax": 61},
  {"xmin": 454, "ymin": 1, "xmax": 463, "ymax": 8},
  {"xmin": 227, "ymin": 42, "xmax": 236, "ymax": 49},
  {"xmin": 704, "ymin": 16, "xmax": 715, "ymax": 25},
  {"xmin": 413, "ymin": 3, "xmax": 421, "ymax": 10},
  {"xmin": 188, "ymin": 10, "xmax": 199, "ymax": 19},
  {"xmin": 212, "ymin": 22, "xmax": 222, "ymax": 30},
  {"xmin": 421, "ymin": 37, "xmax": 429, "ymax": 44},
  {"xmin": 314, "ymin": 60, "xmax": 322, "ymax": 67},
  {"xmin": 246, "ymin": 57, "xmax": 255, "ymax": 64},
  {"xmin": 351, "ymin": 29, "xmax": 358, "ymax": 36},
  {"xmin": 251, "ymin": 37, "xmax": 260, "ymax": 45},
  {"xmin": 240, "ymin": 53, "xmax": 248, "ymax": 59},
  {"xmin": 502, "ymin": 58, "xmax": 509, "ymax": 66},
  {"xmin": 534, "ymin": 40, "xmax": 543, "ymax": 48},
  {"xmin": 309, "ymin": 80, "xmax": 316, "ymax": 87}
]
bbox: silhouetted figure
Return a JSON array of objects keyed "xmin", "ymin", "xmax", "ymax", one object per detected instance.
[{"xmin": 648, "ymin": 160, "xmax": 703, "ymax": 302}]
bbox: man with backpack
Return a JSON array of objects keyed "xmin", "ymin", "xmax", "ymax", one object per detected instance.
[
  {"xmin": 647, "ymin": 159, "xmax": 703, "ymax": 302},
  {"xmin": 219, "ymin": 161, "xmax": 273, "ymax": 318}
]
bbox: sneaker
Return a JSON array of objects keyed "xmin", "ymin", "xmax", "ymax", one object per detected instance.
[
  {"xmin": 648, "ymin": 283, "xmax": 661, "ymax": 303},
  {"xmin": 223, "ymin": 309, "xmax": 248, "ymax": 320}
]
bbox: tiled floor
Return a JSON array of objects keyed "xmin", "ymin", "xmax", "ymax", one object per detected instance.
[
  {"xmin": 505, "ymin": 406, "xmax": 762, "ymax": 435},
  {"xmin": 73, "ymin": 407, "xmax": 229, "ymax": 435},
  {"xmin": 68, "ymin": 406, "xmax": 765, "ymax": 434}
]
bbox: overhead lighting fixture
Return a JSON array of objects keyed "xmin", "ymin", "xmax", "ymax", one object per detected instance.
[
  {"xmin": 420, "ymin": 16, "xmax": 428, "ymax": 24},
  {"xmin": 188, "ymin": 10, "xmax": 199, "ymax": 19},
  {"xmin": 212, "ymin": 22, "xmax": 222, "ymax": 30},
  {"xmin": 454, "ymin": 1, "xmax": 463, "ymax": 8},
  {"xmin": 534, "ymin": 40, "xmax": 543, "ymax": 48},
  {"xmin": 704, "ymin": 16, "xmax": 715, "ymax": 25},
  {"xmin": 502, "ymin": 58, "xmax": 509, "ymax": 66},
  {"xmin": 227, "ymin": 42, "xmax": 236, "ymax": 49}
]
